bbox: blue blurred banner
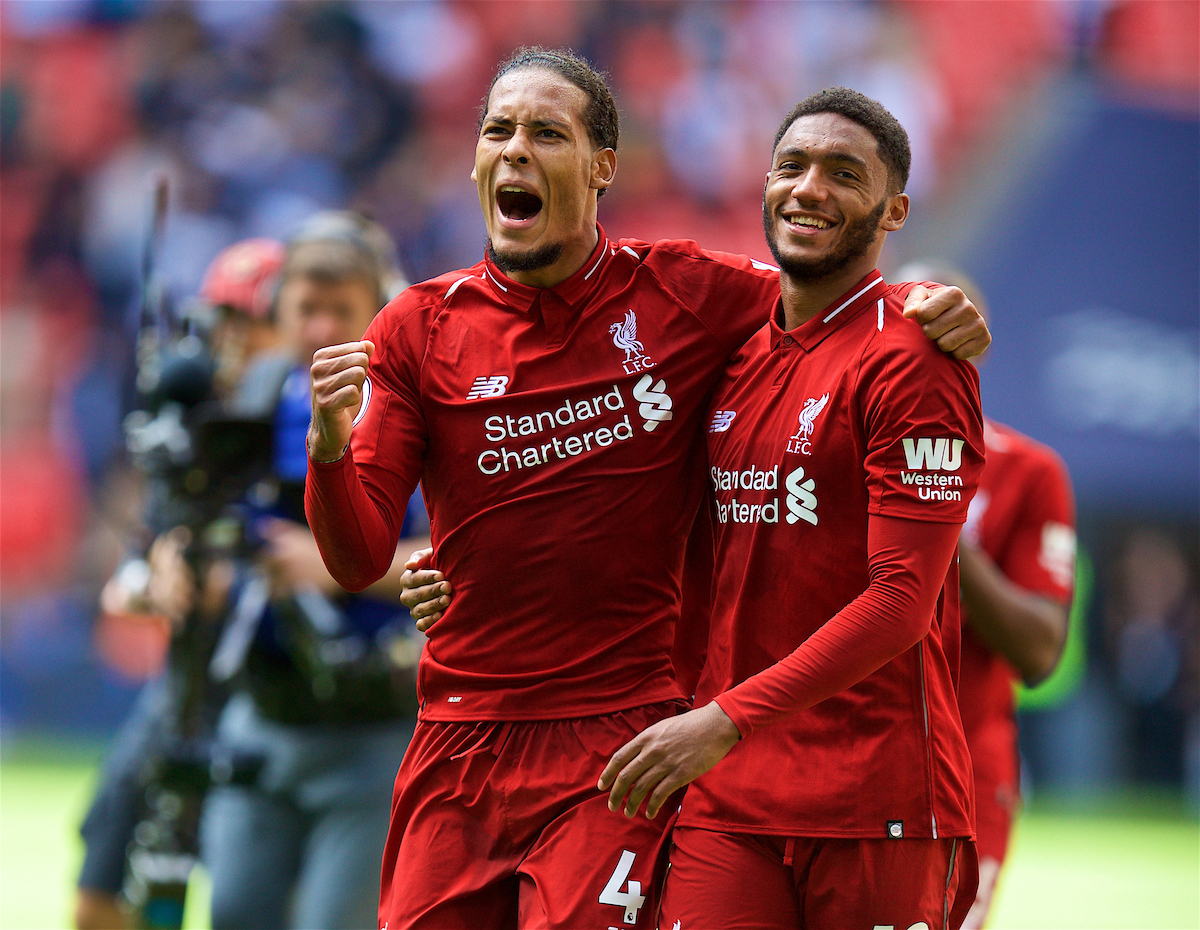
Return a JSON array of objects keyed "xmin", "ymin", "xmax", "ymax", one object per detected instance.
[{"xmin": 975, "ymin": 100, "xmax": 1199, "ymax": 515}]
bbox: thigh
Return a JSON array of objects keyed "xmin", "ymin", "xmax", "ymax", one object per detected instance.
[
  {"xmin": 518, "ymin": 795, "xmax": 674, "ymax": 930},
  {"xmin": 659, "ymin": 827, "xmax": 801, "ymax": 930},
  {"xmin": 378, "ymin": 721, "xmax": 521, "ymax": 930},
  {"xmin": 201, "ymin": 785, "xmax": 306, "ymax": 930},
  {"xmin": 805, "ymin": 837, "xmax": 974, "ymax": 930},
  {"xmin": 513, "ymin": 703, "xmax": 688, "ymax": 930}
]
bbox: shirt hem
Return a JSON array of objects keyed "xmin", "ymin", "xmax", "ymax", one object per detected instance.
[
  {"xmin": 675, "ymin": 816, "xmax": 974, "ymax": 841},
  {"xmin": 416, "ymin": 686, "xmax": 688, "ymax": 724}
]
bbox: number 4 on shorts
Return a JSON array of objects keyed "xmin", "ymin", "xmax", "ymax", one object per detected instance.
[{"xmin": 599, "ymin": 849, "xmax": 646, "ymax": 924}]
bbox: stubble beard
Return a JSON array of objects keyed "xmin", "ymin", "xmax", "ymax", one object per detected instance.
[
  {"xmin": 486, "ymin": 238, "xmax": 565, "ymax": 276},
  {"xmin": 762, "ymin": 196, "xmax": 888, "ymax": 283}
]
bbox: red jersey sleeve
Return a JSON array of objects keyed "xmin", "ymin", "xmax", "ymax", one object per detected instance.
[
  {"xmin": 714, "ymin": 515, "xmax": 961, "ymax": 736},
  {"xmin": 993, "ymin": 449, "xmax": 1076, "ymax": 604},
  {"xmin": 305, "ymin": 292, "xmax": 432, "ymax": 590},
  {"xmin": 861, "ymin": 318, "xmax": 984, "ymax": 523}
]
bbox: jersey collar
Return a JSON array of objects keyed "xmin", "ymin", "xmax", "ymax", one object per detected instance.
[
  {"xmin": 769, "ymin": 270, "xmax": 887, "ymax": 353},
  {"xmin": 482, "ymin": 225, "xmax": 615, "ymax": 313}
]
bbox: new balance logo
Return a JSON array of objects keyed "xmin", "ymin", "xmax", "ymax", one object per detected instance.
[
  {"xmin": 466, "ymin": 376, "xmax": 509, "ymax": 399},
  {"xmin": 709, "ymin": 410, "xmax": 737, "ymax": 433},
  {"xmin": 633, "ymin": 374, "xmax": 673, "ymax": 432},
  {"xmin": 901, "ymin": 437, "xmax": 964, "ymax": 471}
]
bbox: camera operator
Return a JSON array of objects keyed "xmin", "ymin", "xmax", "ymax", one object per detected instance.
[{"xmin": 76, "ymin": 216, "xmax": 427, "ymax": 930}]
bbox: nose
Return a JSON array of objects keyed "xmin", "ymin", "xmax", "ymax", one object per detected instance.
[
  {"xmin": 791, "ymin": 167, "xmax": 827, "ymax": 204},
  {"xmin": 502, "ymin": 127, "xmax": 532, "ymax": 166}
]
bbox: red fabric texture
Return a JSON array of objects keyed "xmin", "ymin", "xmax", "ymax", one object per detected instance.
[
  {"xmin": 377, "ymin": 702, "xmax": 687, "ymax": 930},
  {"xmin": 959, "ymin": 417, "xmax": 1075, "ymax": 866},
  {"xmin": 306, "ymin": 227, "xmax": 780, "ymax": 722},
  {"xmin": 680, "ymin": 273, "xmax": 983, "ymax": 840},
  {"xmin": 715, "ymin": 514, "xmax": 962, "ymax": 734},
  {"xmin": 661, "ymin": 826, "xmax": 978, "ymax": 930}
]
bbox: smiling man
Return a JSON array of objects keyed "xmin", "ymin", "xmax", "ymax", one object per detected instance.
[
  {"xmin": 305, "ymin": 50, "xmax": 987, "ymax": 930},
  {"xmin": 599, "ymin": 89, "xmax": 985, "ymax": 930}
]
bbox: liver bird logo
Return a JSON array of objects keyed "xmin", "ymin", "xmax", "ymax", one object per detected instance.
[
  {"xmin": 790, "ymin": 393, "xmax": 829, "ymax": 442},
  {"xmin": 609, "ymin": 310, "xmax": 647, "ymax": 364}
]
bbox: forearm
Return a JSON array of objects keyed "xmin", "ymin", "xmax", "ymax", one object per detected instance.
[
  {"xmin": 305, "ymin": 448, "xmax": 405, "ymax": 591},
  {"xmin": 716, "ymin": 516, "xmax": 961, "ymax": 737},
  {"xmin": 959, "ymin": 543, "xmax": 1068, "ymax": 685},
  {"xmin": 361, "ymin": 535, "xmax": 432, "ymax": 601}
]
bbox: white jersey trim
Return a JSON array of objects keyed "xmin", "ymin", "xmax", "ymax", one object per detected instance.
[
  {"xmin": 445, "ymin": 275, "xmax": 474, "ymax": 300},
  {"xmin": 823, "ymin": 273, "xmax": 884, "ymax": 323},
  {"xmin": 485, "ymin": 268, "xmax": 509, "ymax": 292},
  {"xmin": 352, "ymin": 377, "xmax": 372, "ymax": 427},
  {"xmin": 583, "ymin": 244, "xmax": 609, "ymax": 280}
]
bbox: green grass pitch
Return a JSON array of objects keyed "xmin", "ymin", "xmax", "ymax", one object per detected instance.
[{"xmin": 1, "ymin": 743, "xmax": 1196, "ymax": 929}]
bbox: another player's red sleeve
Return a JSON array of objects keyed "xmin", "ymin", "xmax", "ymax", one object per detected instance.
[
  {"xmin": 714, "ymin": 515, "xmax": 960, "ymax": 737},
  {"xmin": 996, "ymin": 455, "xmax": 1076, "ymax": 604},
  {"xmin": 305, "ymin": 301, "xmax": 429, "ymax": 591}
]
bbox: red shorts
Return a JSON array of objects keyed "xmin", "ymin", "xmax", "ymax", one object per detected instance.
[
  {"xmin": 660, "ymin": 826, "xmax": 978, "ymax": 930},
  {"xmin": 378, "ymin": 702, "xmax": 687, "ymax": 930},
  {"xmin": 961, "ymin": 775, "xmax": 1018, "ymax": 930}
]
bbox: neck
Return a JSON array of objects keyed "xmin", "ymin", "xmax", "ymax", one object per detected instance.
[
  {"xmin": 778, "ymin": 253, "xmax": 880, "ymax": 331},
  {"xmin": 505, "ymin": 223, "xmax": 600, "ymax": 290}
]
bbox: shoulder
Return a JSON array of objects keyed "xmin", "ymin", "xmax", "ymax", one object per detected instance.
[
  {"xmin": 985, "ymin": 419, "xmax": 1071, "ymax": 482},
  {"xmin": 365, "ymin": 265, "xmax": 486, "ymax": 374},
  {"xmin": 620, "ymin": 236, "xmax": 780, "ymax": 284},
  {"xmin": 859, "ymin": 294, "xmax": 981, "ymax": 402}
]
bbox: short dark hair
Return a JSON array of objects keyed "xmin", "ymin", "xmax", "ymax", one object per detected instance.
[
  {"xmin": 773, "ymin": 87, "xmax": 911, "ymax": 194},
  {"xmin": 481, "ymin": 45, "xmax": 620, "ymax": 154}
]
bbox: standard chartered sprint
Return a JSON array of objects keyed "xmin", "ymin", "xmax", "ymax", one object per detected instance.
[{"xmin": 476, "ymin": 380, "xmax": 672, "ymax": 476}]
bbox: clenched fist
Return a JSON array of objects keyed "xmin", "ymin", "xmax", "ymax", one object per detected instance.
[{"xmin": 308, "ymin": 340, "xmax": 375, "ymax": 462}]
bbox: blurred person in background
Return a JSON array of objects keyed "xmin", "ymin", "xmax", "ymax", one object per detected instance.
[
  {"xmin": 1104, "ymin": 528, "xmax": 1199, "ymax": 804},
  {"xmin": 897, "ymin": 262, "xmax": 1077, "ymax": 929},
  {"xmin": 75, "ymin": 214, "xmax": 429, "ymax": 930}
]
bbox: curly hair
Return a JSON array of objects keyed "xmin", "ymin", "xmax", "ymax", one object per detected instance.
[{"xmin": 773, "ymin": 87, "xmax": 911, "ymax": 194}]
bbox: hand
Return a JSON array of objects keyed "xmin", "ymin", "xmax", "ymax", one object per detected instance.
[
  {"xmin": 259, "ymin": 518, "xmax": 339, "ymax": 596},
  {"xmin": 903, "ymin": 285, "xmax": 991, "ymax": 360},
  {"xmin": 146, "ymin": 527, "xmax": 195, "ymax": 627},
  {"xmin": 399, "ymin": 547, "xmax": 452, "ymax": 633},
  {"xmin": 597, "ymin": 701, "xmax": 741, "ymax": 820},
  {"xmin": 308, "ymin": 340, "xmax": 375, "ymax": 462}
]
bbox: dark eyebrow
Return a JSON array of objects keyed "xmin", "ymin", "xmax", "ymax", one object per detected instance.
[
  {"xmin": 774, "ymin": 146, "xmax": 869, "ymax": 171},
  {"xmin": 483, "ymin": 115, "xmax": 573, "ymax": 133}
]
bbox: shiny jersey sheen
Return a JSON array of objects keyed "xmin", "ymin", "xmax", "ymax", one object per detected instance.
[{"xmin": 307, "ymin": 228, "xmax": 778, "ymax": 721}]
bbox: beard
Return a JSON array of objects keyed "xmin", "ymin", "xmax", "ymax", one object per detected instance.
[
  {"xmin": 762, "ymin": 196, "xmax": 888, "ymax": 283},
  {"xmin": 486, "ymin": 238, "xmax": 565, "ymax": 275}
]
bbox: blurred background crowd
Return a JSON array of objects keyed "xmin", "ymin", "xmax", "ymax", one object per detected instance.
[{"xmin": 1, "ymin": 0, "xmax": 1197, "ymax": 808}]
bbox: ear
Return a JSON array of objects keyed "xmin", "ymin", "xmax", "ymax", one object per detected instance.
[
  {"xmin": 880, "ymin": 192, "xmax": 910, "ymax": 232},
  {"xmin": 590, "ymin": 148, "xmax": 617, "ymax": 193}
]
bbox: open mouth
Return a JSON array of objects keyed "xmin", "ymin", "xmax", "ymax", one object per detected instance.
[{"xmin": 497, "ymin": 187, "xmax": 543, "ymax": 221}]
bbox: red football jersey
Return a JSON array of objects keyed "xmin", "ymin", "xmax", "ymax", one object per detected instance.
[
  {"xmin": 959, "ymin": 418, "xmax": 1076, "ymax": 832},
  {"xmin": 306, "ymin": 228, "xmax": 780, "ymax": 722},
  {"xmin": 679, "ymin": 271, "xmax": 984, "ymax": 839}
]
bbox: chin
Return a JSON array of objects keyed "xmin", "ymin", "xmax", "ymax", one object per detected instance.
[{"xmin": 486, "ymin": 237, "xmax": 564, "ymax": 275}]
